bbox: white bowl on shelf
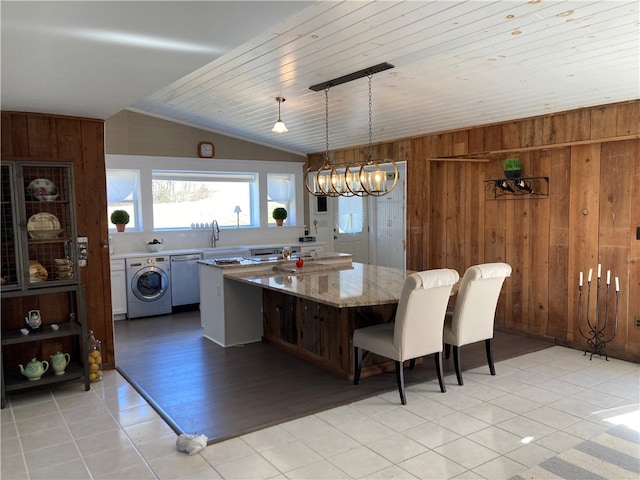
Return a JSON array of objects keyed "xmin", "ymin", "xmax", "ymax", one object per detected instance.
[{"xmin": 145, "ymin": 243, "xmax": 164, "ymax": 252}]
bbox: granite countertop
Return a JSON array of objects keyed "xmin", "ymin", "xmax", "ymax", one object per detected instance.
[{"xmin": 224, "ymin": 262, "xmax": 409, "ymax": 308}]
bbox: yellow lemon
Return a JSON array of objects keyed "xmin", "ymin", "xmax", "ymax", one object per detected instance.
[
  {"xmin": 89, "ymin": 372, "xmax": 97, "ymax": 381},
  {"xmin": 88, "ymin": 356, "xmax": 96, "ymax": 364},
  {"xmin": 89, "ymin": 363, "xmax": 99, "ymax": 372},
  {"xmin": 91, "ymin": 350, "xmax": 101, "ymax": 359},
  {"xmin": 94, "ymin": 355, "xmax": 102, "ymax": 364}
]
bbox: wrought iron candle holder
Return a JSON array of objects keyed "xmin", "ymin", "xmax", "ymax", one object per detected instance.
[{"xmin": 577, "ymin": 265, "xmax": 619, "ymax": 360}]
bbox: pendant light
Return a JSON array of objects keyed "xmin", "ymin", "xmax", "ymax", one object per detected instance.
[
  {"xmin": 271, "ymin": 97, "xmax": 288, "ymax": 133},
  {"xmin": 304, "ymin": 63, "xmax": 398, "ymax": 197},
  {"xmin": 358, "ymin": 74, "xmax": 398, "ymax": 197},
  {"xmin": 305, "ymin": 87, "xmax": 343, "ymax": 197}
]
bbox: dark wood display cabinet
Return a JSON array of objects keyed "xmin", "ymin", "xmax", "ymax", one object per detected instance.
[{"xmin": 1, "ymin": 161, "xmax": 90, "ymax": 408}]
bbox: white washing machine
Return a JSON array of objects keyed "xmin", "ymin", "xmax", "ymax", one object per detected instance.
[{"xmin": 126, "ymin": 256, "xmax": 172, "ymax": 319}]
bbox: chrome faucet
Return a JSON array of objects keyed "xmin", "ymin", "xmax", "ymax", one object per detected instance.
[{"xmin": 211, "ymin": 220, "xmax": 220, "ymax": 247}]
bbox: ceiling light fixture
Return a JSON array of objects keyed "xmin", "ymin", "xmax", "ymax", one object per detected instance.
[
  {"xmin": 271, "ymin": 97, "xmax": 288, "ymax": 133},
  {"xmin": 305, "ymin": 63, "xmax": 398, "ymax": 197}
]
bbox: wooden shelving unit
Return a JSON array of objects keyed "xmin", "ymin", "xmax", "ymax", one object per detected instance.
[{"xmin": 1, "ymin": 162, "xmax": 89, "ymax": 408}]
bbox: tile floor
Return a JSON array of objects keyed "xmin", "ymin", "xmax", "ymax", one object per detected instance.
[{"xmin": 1, "ymin": 346, "xmax": 638, "ymax": 480}]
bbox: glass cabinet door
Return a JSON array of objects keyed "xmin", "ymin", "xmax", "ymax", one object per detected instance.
[
  {"xmin": 1, "ymin": 161, "xmax": 78, "ymax": 291},
  {"xmin": 0, "ymin": 163, "xmax": 24, "ymax": 290}
]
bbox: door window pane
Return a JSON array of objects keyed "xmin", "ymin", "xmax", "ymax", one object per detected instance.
[{"xmin": 337, "ymin": 196, "xmax": 363, "ymax": 234}]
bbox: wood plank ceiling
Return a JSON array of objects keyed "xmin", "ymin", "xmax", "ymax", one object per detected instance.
[
  {"xmin": 133, "ymin": 1, "xmax": 639, "ymax": 156},
  {"xmin": 3, "ymin": 1, "xmax": 638, "ymax": 156}
]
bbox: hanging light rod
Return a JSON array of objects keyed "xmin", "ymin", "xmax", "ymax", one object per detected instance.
[{"xmin": 309, "ymin": 62, "xmax": 394, "ymax": 92}]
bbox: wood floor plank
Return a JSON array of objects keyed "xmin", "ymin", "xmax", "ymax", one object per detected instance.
[{"xmin": 115, "ymin": 310, "xmax": 553, "ymax": 444}]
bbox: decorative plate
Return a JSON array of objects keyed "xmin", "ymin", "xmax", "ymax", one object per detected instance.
[
  {"xmin": 28, "ymin": 229, "xmax": 63, "ymax": 240},
  {"xmin": 34, "ymin": 194, "xmax": 59, "ymax": 202},
  {"xmin": 27, "ymin": 213, "xmax": 61, "ymax": 231},
  {"xmin": 27, "ymin": 178, "xmax": 57, "ymax": 199}
]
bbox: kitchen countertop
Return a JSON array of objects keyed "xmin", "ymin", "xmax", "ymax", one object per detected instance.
[
  {"xmin": 224, "ymin": 262, "xmax": 408, "ymax": 308},
  {"xmin": 111, "ymin": 249, "xmax": 204, "ymax": 260},
  {"xmin": 110, "ymin": 242, "xmax": 324, "ymax": 260}
]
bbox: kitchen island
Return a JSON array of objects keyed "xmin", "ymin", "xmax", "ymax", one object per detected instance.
[{"xmin": 199, "ymin": 254, "xmax": 409, "ymax": 378}]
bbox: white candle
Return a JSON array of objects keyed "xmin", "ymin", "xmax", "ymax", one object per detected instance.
[
  {"xmin": 597, "ymin": 263, "xmax": 601, "ymax": 279},
  {"xmin": 579, "ymin": 271, "xmax": 583, "ymax": 287},
  {"xmin": 606, "ymin": 270, "xmax": 611, "ymax": 285},
  {"xmin": 615, "ymin": 277, "xmax": 619, "ymax": 292},
  {"xmin": 588, "ymin": 268, "xmax": 592, "ymax": 282}
]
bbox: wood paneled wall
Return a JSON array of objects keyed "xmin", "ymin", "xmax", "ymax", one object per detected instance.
[
  {"xmin": 309, "ymin": 100, "xmax": 640, "ymax": 362},
  {"xmin": 1, "ymin": 112, "xmax": 114, "ymax": 368}
]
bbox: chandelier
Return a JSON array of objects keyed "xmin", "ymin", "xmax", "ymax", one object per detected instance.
[{"xmin": 304, "ymin": 63, "xmax": 399, "ymax": 197}]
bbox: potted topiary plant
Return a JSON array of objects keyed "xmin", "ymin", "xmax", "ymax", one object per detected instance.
[
  {"xmin": 272, "ymin": 207, "xmax": 288, "ymax": 226},
  {"xmin": 503, "ymin": 158, "xmax": 521, "ymax": 179},
  {"xmin": 110, "ymin": 209, "xmax": 130, "ymax": 232}
]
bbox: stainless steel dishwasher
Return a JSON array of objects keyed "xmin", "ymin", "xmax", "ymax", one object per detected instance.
[{"xmin": 170, "ymin": 253, "xmax": 202, "ymax": 306}]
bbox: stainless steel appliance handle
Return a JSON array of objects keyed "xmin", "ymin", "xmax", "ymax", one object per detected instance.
[{"xmin": 171, "ymin": 255, "xmax": 201, "ymax": 262}]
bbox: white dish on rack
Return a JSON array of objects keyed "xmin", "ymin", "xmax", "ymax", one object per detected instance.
[
  {"xmin": 27, "ymin": 212, "xmax": 61, "ymax": 231},
  {"xmin": 28, "ymin": 229, "xmax": 64, "ymax": 240},
  {"xmin": 27, "ymin": 178, "xmax": 57, "ymax": 198},
  {"xmin": 34, "ymin": 194, "xmax": 59, "ymax": 202}
]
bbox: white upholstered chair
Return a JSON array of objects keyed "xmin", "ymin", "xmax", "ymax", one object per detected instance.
[
  {"xmin": 443, "ymin": 262, "xmax": 512, "ymax": 385},
  {"xmin": 353, "ymin": 268, "xmax": 460, "ymax": 405}
]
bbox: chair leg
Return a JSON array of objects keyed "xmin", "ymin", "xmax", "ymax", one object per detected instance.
[
  {"xmin": 395, "ymin": 361, "xmax": 406, "ymax": 405},
  {"xmin": 434, "ymin": 352, "xmax": 446, "ymax": 393},
  {"xmin": 409, "ymin": 358, "xmax": 416, "ymax": 369},
  {"xmin": 444, "ymin": 343, "xmax": 451, "ymax": 359},
  {"xmin": 453, "ymin": 346, "xmax": 463, "ymax": 385},
  {"xmin": 485, "ymin": 339, "xmax": 496, "ymax": 376},
  {"xmin": 354, "ymin": 347, "xmax": 362, "ymax": 385}
]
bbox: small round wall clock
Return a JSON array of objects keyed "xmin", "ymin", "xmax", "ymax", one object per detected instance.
[{"xmin": 198, "ymin": 142, "xmax": 214, "ymax": 158}]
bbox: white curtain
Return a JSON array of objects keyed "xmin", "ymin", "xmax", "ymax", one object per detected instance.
[
  {"xmin": 267, "ymin": 175, "xmax": 292, "ymax": 202},
  {"xmin": 107, "ymin": 170, "xmax": 139, "ymax": 202},
  {"xmin": 337, "ymin": 196, "xmax": 364, "ymax": 234}
]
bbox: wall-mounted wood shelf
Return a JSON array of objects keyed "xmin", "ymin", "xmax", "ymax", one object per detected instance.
[{"xmin": 485, "ymin": 176, "xmax": 549, "ymax": 200}]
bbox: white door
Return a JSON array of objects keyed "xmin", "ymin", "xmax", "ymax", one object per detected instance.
[
  {"xmin": 372, "ymin": 163, "xmax": 406, "ymax": 269},
  {"xmin": 334, "ymin": 195, "xmax": 369, "ymax": 263}
]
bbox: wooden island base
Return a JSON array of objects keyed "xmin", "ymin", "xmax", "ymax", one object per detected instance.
[{"xmin": 262, "ymin": 290, "xmax": 398, "ymax": 380}]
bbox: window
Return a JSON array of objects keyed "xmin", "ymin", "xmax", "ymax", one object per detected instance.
[
  {"xmin": 106, "ymin": 155, "xmax": 303, "ymax": 232},
  {"xmin": 337, "ymin": 196, "xmax": 364, "ymax": 234},
  {"xmin": 151, "ymin": 170, "xmax": 257, "ymax": 229},
  {"xmin": 267, "ymin": 173, "xmax": 296, "ymax": 226},
  {"xmin": 107, "ymin": 169, "xmax": 141, "ymax": 231}
]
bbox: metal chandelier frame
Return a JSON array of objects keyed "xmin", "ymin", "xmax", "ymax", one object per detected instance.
[{"xmin": 304, "ymin": 63, "xmax": 399, "ymax": 198}]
